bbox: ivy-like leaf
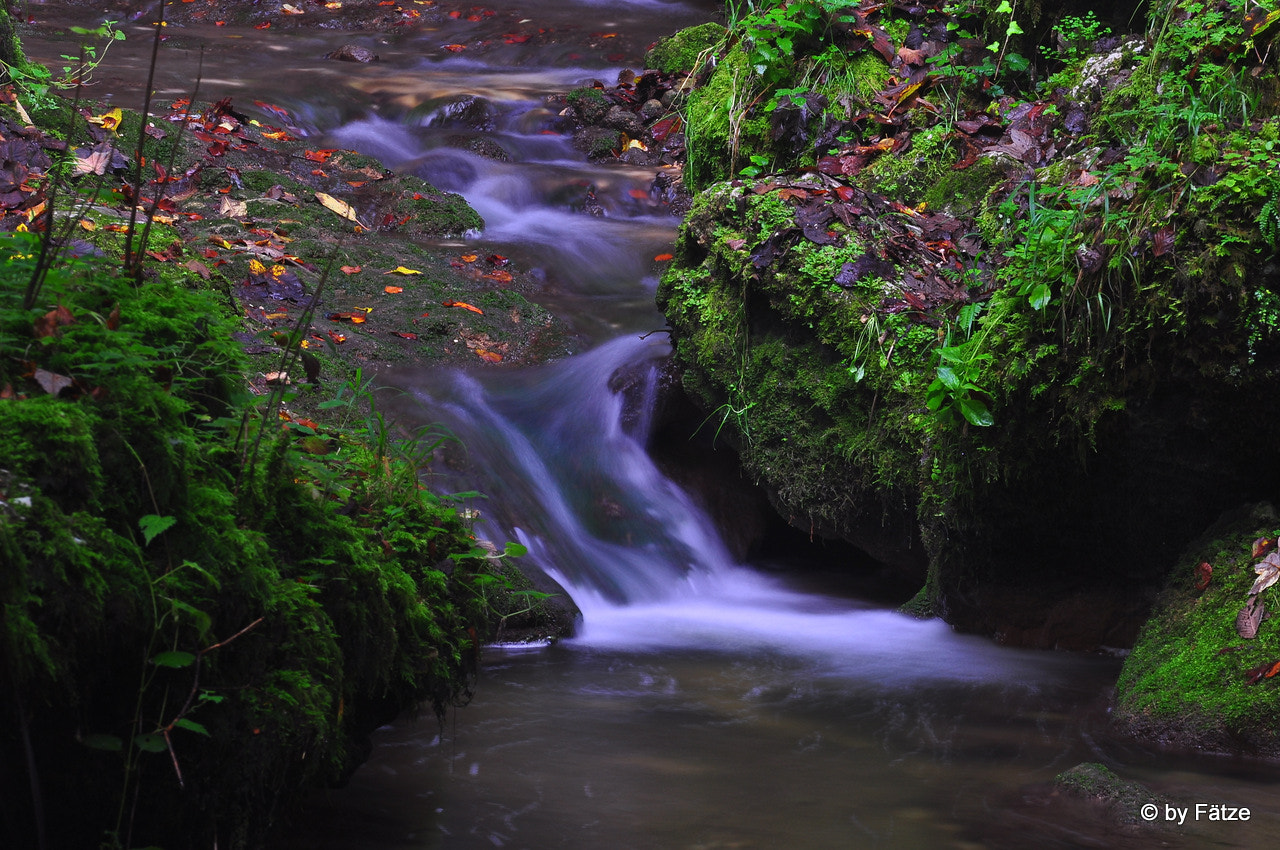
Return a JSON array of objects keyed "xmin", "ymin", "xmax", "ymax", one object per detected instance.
[
  {"xmin": 173, "ymin": 718, "xmax": 210, "ymax": 737},
  {"xmin": 139, "ymin": 514, "xmax": 176, "ymax": 546},
  {"xmin": 152, "ymin": 650, "xmax": 196, "ymax": 668},
  {"xmin": 134, "ymin": 733, "xmax": 168, "ymax": 753}
]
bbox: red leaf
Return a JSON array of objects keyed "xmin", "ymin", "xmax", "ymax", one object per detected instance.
[
  {"xmin": 486, "ymin": 254, "xmax": 509, "ymax": 267},
  {"xmin": 1194, "ymin": 561, "xmax": 1212, "ymax": 592},
  {"xmin": 327, "ymin": 330, "xmax": 347, "ymax": 344},
  {"xmin": 443, "ymin": 43, "xmax": 467, "ymax": 52},
  {"xmin": 1152, "ymin": 225, "xmax": 1176, "ymax": 257},
  {"xmin": 253, "ymin": 21, "xmax": 271, "ymax": 29},
  {"xmin": 392, "ymin": 331, "xmax": 419, "ymax": 339},
  {"xmin": 654, "ymin": 253, "xmax": 674, "ymax": 262}
]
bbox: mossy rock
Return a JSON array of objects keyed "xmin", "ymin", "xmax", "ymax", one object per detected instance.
[
  {"xmin": 1113, "ymin": 503, "xmax": 1280, "ymax": 757},
  {"xmin": 1054, "ymin": 763, "xmax": 1167, "ymax": 826},
  {"xmin": 684, "ymin": 47, "xmax": 776, "ymax": 189},
  {"xmin": 645, "ymin": 22, "xmax": 725, "ymax": 75}
]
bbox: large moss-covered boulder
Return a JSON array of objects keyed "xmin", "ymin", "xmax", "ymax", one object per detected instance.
[
  {"xmin": 659, "ymin": 0, "xmax": 1280, "ymax": 655},
  {"xmin": 1113, "ymin": 504, "xmax": 1280, "ymax": 756}
]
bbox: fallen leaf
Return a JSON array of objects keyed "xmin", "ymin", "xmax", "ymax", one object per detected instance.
[
  {"xmin": 483, "ymin": 270, "xmax": 513, "ymax": 283},
  {"xmin": 315, "ymin": 191, "xmax": 359, "ymax": 223},
  {"xmin": 304, "ymin": 149, "xmax": 338, "ymax": 163},
  {"xmin": 442, "ymin": 300, "xmax": 483, "ymax": 314},
  {"xmin": 86, "ymin": 107, "xmax": 123, "ymax": 132},
  {"xmin": 1251, "ymin": 557, "xmax": 1280, "ymax": 596},
  {"xmin": 218, "ymin": 196, "xmax": 248, "ymax": 218},
  {"xmin": 475, "ymin": 348, "xmax": 503, "ymax": 362},
  {"xmin": 384, "ymin": 285, "xmax": 404, "ymax": 294},
  {"xmin": 340, "ymin": 265, "xmax": 362, "ymax": 274},
  {"xmin": 327, "ymin": 330, "xmax": 347, "ymax": 344},
  {"xmin": 444, "ymin": 43, "xmax": 467, "ymax": 52},
  {"xmin": 1253, "ymin": 537, "xmax": 1276, "ymax": 558},
  {"xmin": 1195, "ymin": 561, "xmax": 1212, "ymax": 592},
  {"xmin": 654, "ymin": 253, "xmax": 674, "ymax": 262},
  {"xmin": 1237, "ymin": 595, "xmax": 1265, "ymax": 639},
  {"xmin": 392, "ymin": 331, "xmax": 419, "ymax": 339},
  {"xmin": 384, "ymin": 266, "xmax": 422, "ymax": 275},
  {"xmin": 1245, "ymin": 658, "xmax": 1280, "ymax": 684},
  {"xmin": 33, "ymin": 305, "xmax": 75, "ymax": 338},
  {"xmin": 326, "ymin": 312, "xmax": 367, "ymax": 324},
  {"xmin": 460, "ymin": 254, "xmax": 478, "ymax": 263},
  {"xmin": 486, "ymin": 254, "xmax": 509, "ymax": 267},
  {"xmin": 33, "ymin": 368, "xmax": 74, "ymax": 396}
]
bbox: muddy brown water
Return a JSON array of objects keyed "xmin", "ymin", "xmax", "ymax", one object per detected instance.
[{"xmin": 20, "ymin": 4, "xmax": 1280, "ymax": 848}]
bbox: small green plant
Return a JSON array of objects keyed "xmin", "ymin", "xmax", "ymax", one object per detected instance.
[{"xmin": 926, "ymin": 301, "xmax": 995, "ymax": 427}]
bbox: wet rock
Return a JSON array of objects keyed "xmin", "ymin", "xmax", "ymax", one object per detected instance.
[
  {"xmin": 419, "ymin": 94, "xmax": 496, "ymax": 131},
  {"xmin": 445, "ymin": 134, "xmax": 510, "ymax": 161},
  {"xmin": 603, "ymin": 105, "xmax": 643, "ymax": 137},
  {"xmin": 639, "ymin": 98, "xmax": 666, "ymax": 122},
  {"xmin": 326, "ymin": 43, "xmax": 379, "ymax": 62}
]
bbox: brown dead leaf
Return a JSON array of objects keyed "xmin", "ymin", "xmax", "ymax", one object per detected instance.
[
  {"xmin": 218, "ymin": 196, "xmax": 248, "ymax": 218},
  {"xmin": 33, "ymin": 368, "xmax": 74, "ymax": 396}
]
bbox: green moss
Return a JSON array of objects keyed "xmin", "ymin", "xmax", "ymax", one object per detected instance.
[
  {"xmin": 645, "ymin": 22, "xmax": 726, "ymax": 74},
  {"xmin": 685, "ymin": 47, "xmax": 775, "ymax": 189},
  {"xmin": 859, "ymin": 125, "xmax": 957, "ymax": 204},
  {"xmin": 566, "ymin": 86, "xmax": 610, "ymax": 124},
  {"xmin": 1114, "ymin": 507, "xmax": 1280, "ymax": 755}
]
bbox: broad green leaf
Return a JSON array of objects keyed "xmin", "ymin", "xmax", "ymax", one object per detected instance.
[
  {"xmin": 173, "ymin": 718, "xmax": 210, "ymax": 737},
  {"xmin": 958, "ymin": 396, "xmax": 995, "ymax": 427},
  {"xmin": 139, "ymin": 514, "xmax": 176, "ymax": 546},
  {"xmin": 936, "ymin": 366, "xmax": 961, "ymax": 391},
  {"xmin": 1029, "ymin": 283, "xmax": 1052, "ymax": 311},
  {"xmin": 1006, "ymin": 20, "xmax": 1024, "ymax": 36},
  {"xmin": 152, "ymin": 650, "xmax": 196, "ymax": 668},
  {"xmin": 134, "ymin": 733, "xmax": 168, "ymax": 753},
  {"xmin": 81, "ymin": 733, "xmax": 123, "ymax": 752},
  {"xmin": 996, "ymin": 0, "xmax": 1013, "ymax": 12},
  {"xmin": 503, "ymin": 541, "xmax": 529, "ymax": 558}
]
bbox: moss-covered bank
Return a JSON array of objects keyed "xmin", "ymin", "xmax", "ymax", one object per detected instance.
[
  {"xmin": 657, "ymin": 0, "xmax": 1280, "ymax": 669},
  {"xmin": 0, "ymin": 48, "xmax": 568, "ymax": 850}
]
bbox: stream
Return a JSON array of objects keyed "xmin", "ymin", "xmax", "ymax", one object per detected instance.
[{"xmin": 23, "ymin": 2, "xmax": 1280, "ymax": 847}]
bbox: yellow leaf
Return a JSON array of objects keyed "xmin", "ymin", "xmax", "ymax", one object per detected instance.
[
  {"xmin": 314, "ymin": 191, "xmax": 359, "ymax": 223},
  {"xmin": 249, "ymin": 259, "xmax": 267, "ymax": 275},
  {"xmin": 87, "ymin": 107, "xmax": 123, "ymax": 132},
  {"xmin": 385, "ymin": 266, "xmax": 423, "ymax": 275},
  {"xmin": 79, "ymin": 219, "xmax": 97, "ymax": 232}
]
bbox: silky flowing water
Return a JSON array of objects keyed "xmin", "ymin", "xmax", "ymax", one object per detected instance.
[{"xmin": 23, "ymin": 4, "xmax": 1280, "ymax": 847}]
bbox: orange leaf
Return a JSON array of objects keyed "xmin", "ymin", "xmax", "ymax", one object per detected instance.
[
  {"xmin": 654, "ymin": 253, "xmax": 674, "ymax": 262},
  {"xmin": 460, "ymin": 254, "xmax": 478, "ymax": 263},
  {"xmin": 305, "ymin": 149, "xmax": 337, "ymax": 163},
  {"xmin": 254, "ymin": 21, "xmax": 271, "ymax": 29},
  {"xmin": 384, "ymin": 285, "xmax": 404, "ymax": 294},
  {"xmin": 261, "ymin": 130, "xmax": 294, "ymax": 141},
  {"xmin": 393, "ymin": 331, "xmax": 419, "ymax": 339},
  {"xmin": 1194, "ymin": 561, "xmax": 1212, "ymax": 592},
  {"xmin": 340, "ymin": 265, "xmax": 362, "ymax": 274},
  {"xmin": 328, "ymin": 330, "xmax": 347, "ymax": 344},
  {"xmin": 475, "ymin": 348, "xmax": 503, "ymax": 362},
  {"xmin": 442, "ymin": 300, "xmax": 483, "ymax": 315},
  {"xmin": 483, "ymin": 270, "xmax": 513, "ymax": 283},
  {"xmin": 444, "ymin": 43, "xmax": 467, "ymax": 52}
]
